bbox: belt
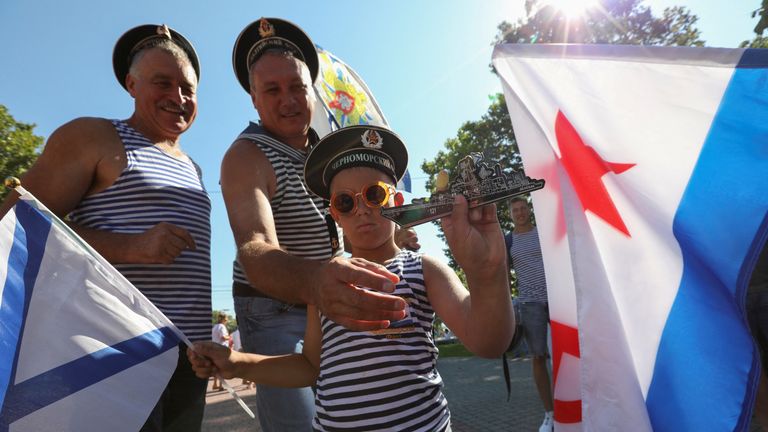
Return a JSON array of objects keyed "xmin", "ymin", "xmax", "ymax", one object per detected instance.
[{"xmin": 232, "ymin": 281, "xmax": 307, "ymax": 309}]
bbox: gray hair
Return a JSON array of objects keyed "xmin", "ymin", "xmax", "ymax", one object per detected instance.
[{"xmin": 128, "ymin": 39, "xmax": 193, "ymax": 79}]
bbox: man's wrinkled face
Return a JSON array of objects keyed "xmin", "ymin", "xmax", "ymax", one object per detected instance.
[
  {"xmin": 249, "ymin": 53, "xmax": 314, "ymax": 146},
  {"xmin": 126, "ymin": 48, "xmax": 198, "ymax": 138}
]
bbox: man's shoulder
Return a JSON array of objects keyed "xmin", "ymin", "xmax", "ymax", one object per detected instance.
[
  {"xmin": 235, "ymin": 121, "xmax": 269, "ymax": 141},
  {"xmin": 60, "ymin": 117, "xmax": 115, "ymax": 134},
  {"xmin": 47, "ymin": 117, "xmax": 120, "ymax": 154}
]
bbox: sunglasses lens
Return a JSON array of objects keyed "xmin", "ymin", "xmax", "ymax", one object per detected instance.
[
  {"xmin": 364, "ymin": 184, "xmax": 389, "ymax": 207},
  {"xmin": 333, "ymin": 193, "xmax": 355, "ymax": 214}
]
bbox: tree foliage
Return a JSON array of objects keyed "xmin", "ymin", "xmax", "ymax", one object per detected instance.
[
  {"xmin": 0, "ymin": 105, "xmax": 43, "ymax": 200},
  {"xmin": 422, "ymin": 0, "xmax": 705, "ymax": 272},
  {"xmin": 421, "ymin": 95, "xmax": 519, "ymax": 270},
  {"xmin": 740, "ymin": 0, "xmax": 768, "ymax": 48}
]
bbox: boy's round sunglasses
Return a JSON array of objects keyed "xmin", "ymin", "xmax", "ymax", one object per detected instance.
[{"xmin": 330, "ymin": 181, "xmax": 402, "ymax": 215}]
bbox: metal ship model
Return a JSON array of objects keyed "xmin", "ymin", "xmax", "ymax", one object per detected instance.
[{"xmin": 381, "ymin": 153, "xmax": 545, "ymax": 228}]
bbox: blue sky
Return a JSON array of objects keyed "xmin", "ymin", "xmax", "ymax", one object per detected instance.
[{"xmin": 0, "ymin": 0, "xmax": 760, "ymax": 313}]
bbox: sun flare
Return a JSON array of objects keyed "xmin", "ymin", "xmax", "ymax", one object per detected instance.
[{"xmin": 541, "ymin": 0, "xmax": 599, "ymax": 18}]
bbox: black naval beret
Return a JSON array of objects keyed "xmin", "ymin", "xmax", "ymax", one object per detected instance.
[
  {"xmin": 304, "ymin": 125, "xmax": 409, "ymax": 200},
  {"xmin": 232, "ymin": 17, "xmax": 319, "ymax": 93},
  {"xmin": 112, "ymin": 24, "xmax": 200, "ymax": 90}
]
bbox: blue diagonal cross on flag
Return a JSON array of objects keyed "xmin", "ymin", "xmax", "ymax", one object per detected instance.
[{"xmin": 0, "ymin": 192, "xmax": 186, "ymax": 432}]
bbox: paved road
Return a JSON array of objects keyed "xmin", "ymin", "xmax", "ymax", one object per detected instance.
[{"xmin": 202, "ymin": 355, "xmax": 545, "ymax": 431}]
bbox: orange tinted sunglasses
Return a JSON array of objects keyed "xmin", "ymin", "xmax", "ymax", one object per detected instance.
[{"xmin": 330, "ymin": 181, "xmax": 396, "ymax": 215}]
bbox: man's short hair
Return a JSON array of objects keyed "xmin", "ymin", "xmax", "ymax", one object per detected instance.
[
  {"xmin": 128, "ymin": 39, "xmax": 194, "ymax": 80},
  {"xmin": 510, "ymin": 196, "xmax": 528, "ymax": 205}
]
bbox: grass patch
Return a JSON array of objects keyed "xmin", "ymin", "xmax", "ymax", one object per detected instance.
[{"xmin": 438, "ymin": 343, "xmax": 473, "ymax": 358}]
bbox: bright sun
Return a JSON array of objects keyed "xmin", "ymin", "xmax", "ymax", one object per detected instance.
[{"xmin": 541, "ymin": 0, "xmax": 599, "ymax": 17}]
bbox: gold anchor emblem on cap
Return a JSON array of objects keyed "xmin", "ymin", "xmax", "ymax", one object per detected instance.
[
  {"xmin": 156, "ymin": 24, "xmax": 171, "ymax": 39},
  {"xmin": 361, "ymin": 130, "xmax": 383, "ymax": 149},
  {"xmin": 258, "ymin": 18, "xmax": 275, "ymax": 38}
]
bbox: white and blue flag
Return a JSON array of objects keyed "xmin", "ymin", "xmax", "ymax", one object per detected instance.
[
  {"xmin": 494, "ymin": 44, "xmax": 768, "ymax": 431},
  {"xmin": 0, "ymin": 191, "xmax": 187, "ymax": 432}
]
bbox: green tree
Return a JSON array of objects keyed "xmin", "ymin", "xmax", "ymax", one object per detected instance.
[
  {"xmin": 740, "ymin": 1, "xmax": 768, "ymax": 48},
  {"xmin": 422, "ymin": 0, "xmax": 705, "ymax": 275},
  {"xmin": 421, "ymin": 94, "xmax": 518, "ymax": 271},
  {"xmin": 0, "ymin": 105, "xmax": 44, "ymax": 200}
]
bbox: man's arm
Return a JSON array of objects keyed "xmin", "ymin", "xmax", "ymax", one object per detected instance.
[
  {"xmin": 0, "ymin": 117, "xmax": 195, "ymax": 264},
  {"xmin": 221, "ymin": 139, "xmax": 406, "ymax": 330}
]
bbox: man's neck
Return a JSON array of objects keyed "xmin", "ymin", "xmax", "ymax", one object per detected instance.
[
  {"xmin": 126, "ymin": 115, "xmax": 181, "ymax": 146},
  {"xmin": 126, "ymin": 116, "xmax": 187, "ymax": 159},
  {"xmin": 513, "ymin": 223, "xmax": 534, "ymax": 234}
]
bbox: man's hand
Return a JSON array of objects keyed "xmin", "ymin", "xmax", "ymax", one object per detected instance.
[
  {"xmin": 441, "ymin": 195, "xmax": 506, "ymax": 276},
  {"xmin": 394, "ymin": 227, "xmax": 421, "ymax": 251},
  {"xmin": 187, "ymin": 342, "xmax": 241, "ymax": 379},
  {"xmin": 129, "ymin": 222, "xmax": 196, "ymax": 264},
  {"xmin": 313, "ymin": 257, "xmax": 407, "ymax": 331}
]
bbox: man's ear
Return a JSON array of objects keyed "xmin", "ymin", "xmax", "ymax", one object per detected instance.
[{"xmin": 125, "ymin": 73, "xmax": 138, "ymax": 98}]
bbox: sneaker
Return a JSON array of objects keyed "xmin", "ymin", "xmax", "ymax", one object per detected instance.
[{"xmin": 538, "ymin": 411, "xmax": 554, "ymax": 432}]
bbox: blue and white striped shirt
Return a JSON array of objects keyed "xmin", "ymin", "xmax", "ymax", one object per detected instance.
[
  {"xmin": 508, "ymin": 227, "xmax": 548, "ymax": 303},
  {"xmin": 314, "ymin": 250, "xmax": 450, "ymax": 431},
  {"xmin": 231, "ymin": 122, "xmax": 342, "ymax": 292},
  {"xmin": 69, "ymin": 119, "xmax": 211, "ymax": 341}
]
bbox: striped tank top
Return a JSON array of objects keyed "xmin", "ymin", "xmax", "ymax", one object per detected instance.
[
  {"xmin": 231, "ymin": 122, "xmax": 342, "ymax": 292},
  {"xmin": 509, "ymin": 227, "xmax": 548, "ymax": 303},
  {"xmin": 314, "ymin": 250, "xmax": 450, "ymax": 431},
  {"xmin": 68, "ymin": 119, "xmax": 211, "ymax": 341}
]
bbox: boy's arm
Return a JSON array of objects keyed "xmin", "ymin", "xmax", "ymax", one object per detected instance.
[
  {"xmin": 427, "ymin": 195, "xmax": 514, "ymax": 358},
  {"xmin": 187, "ymin": 306, "xmax": 322, "ymax": 387}
]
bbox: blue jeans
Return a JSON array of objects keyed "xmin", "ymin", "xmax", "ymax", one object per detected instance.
[
  {"xmin": 519, "ymin": 302, "xmax": 550, "ymax": 357},
  {"xmin": 235, "ymin": 296, "xmax": 315, "ymax": 431},
  {"xmin": 140, "ymin": 344, "xmax": 207, "ymax": 432}
]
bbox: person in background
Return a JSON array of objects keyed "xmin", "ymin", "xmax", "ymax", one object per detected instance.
[
  {"xmin": 211, "ymin": 314, "xmax": 230, "ymax": 391},
  {"xmin": 506, "ymin": 197, "xmax": 554, "ymax": 432}
]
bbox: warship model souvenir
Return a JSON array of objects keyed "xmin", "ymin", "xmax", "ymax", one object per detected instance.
[{"xmin": 380, "ymin": 153, "xmax": 545, "ymax": 228}]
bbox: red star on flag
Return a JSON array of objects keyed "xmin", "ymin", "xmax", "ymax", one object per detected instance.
[{"xmin": 555, "ymin": 111, "xmax": 635, "ymax": 236}]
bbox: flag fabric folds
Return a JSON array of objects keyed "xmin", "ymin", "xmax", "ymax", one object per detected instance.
[
  {"xmin": 310, "ymin": 44, "xmax": 411, "ymax": 192},
  {"xmin": 493, "ymin": 44, "xmax": 768, "ymax": 431},
  {"xmin": 0, "ymin": 192, "xmax": 187, "ymax": 432}
]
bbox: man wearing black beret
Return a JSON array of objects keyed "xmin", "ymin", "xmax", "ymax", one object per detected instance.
[
  {"xmin": 222, "ymin": 17, "xmax": 407, "ymax": 431},
  {"xmin": 0, "ymin": 24, "xmax": 211, "ymax": 431}
]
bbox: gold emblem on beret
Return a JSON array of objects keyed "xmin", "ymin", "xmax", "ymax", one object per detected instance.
[
  {"xmin": 156, "ymin": 24, "xmax": 172, "ymax": 39},
  {"xmin": 258, "ymin": 18, "xmax": 275, "ymax": 38},
  {"xmin": 361, "ymin": 130, "xmax": 383, "ymax": 149}
]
